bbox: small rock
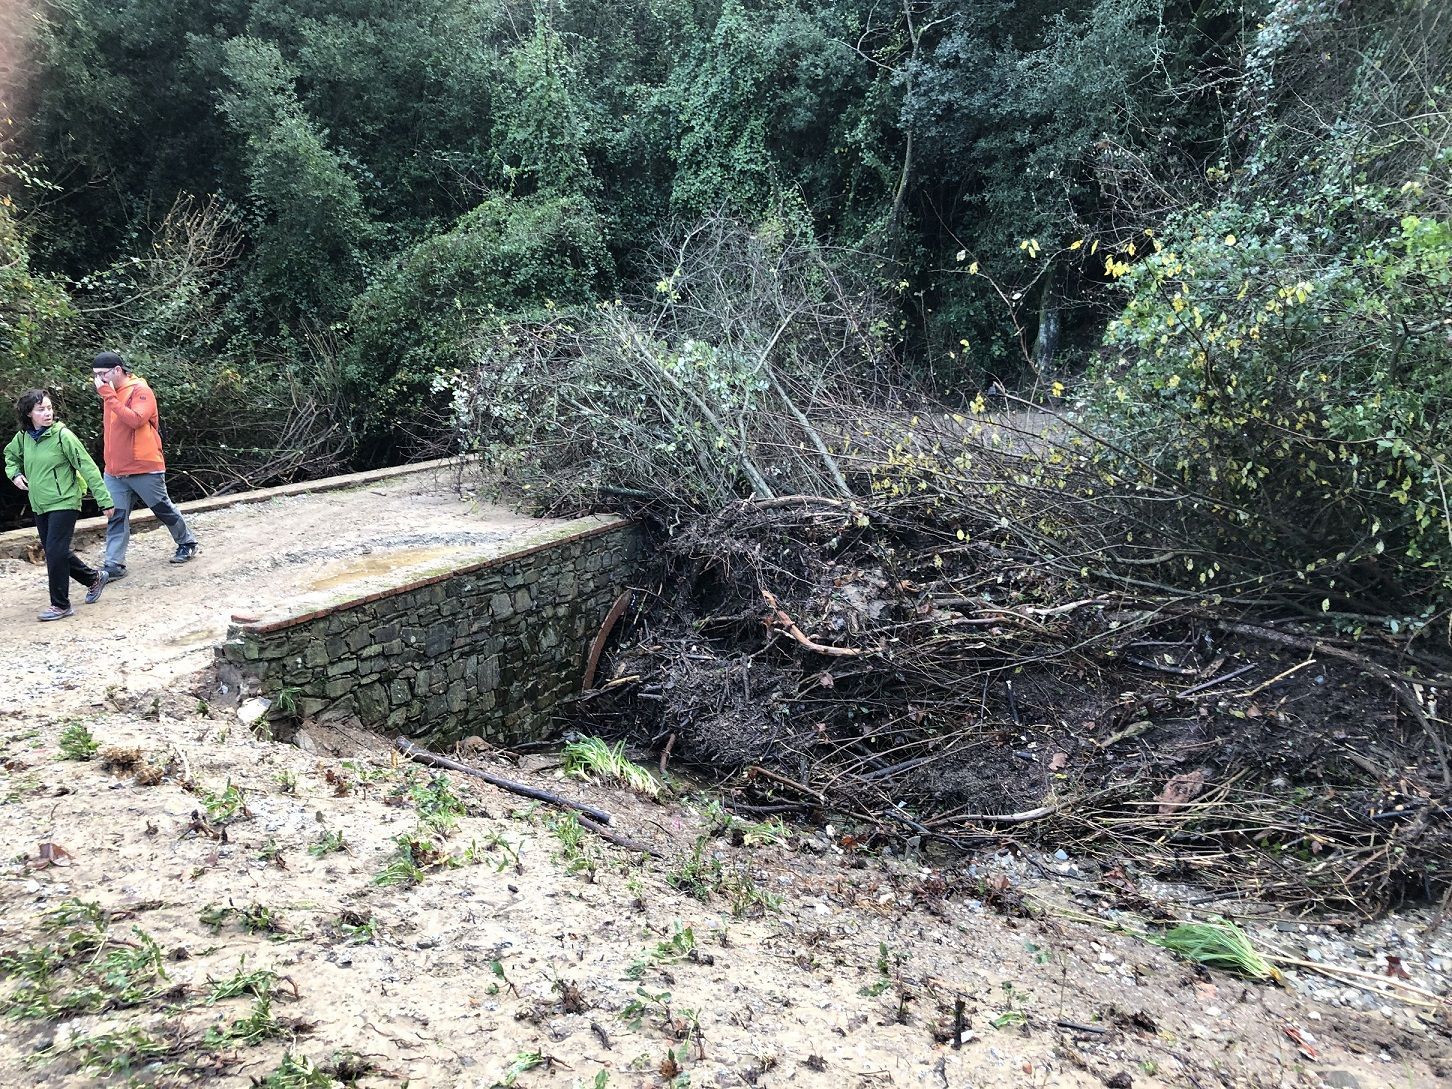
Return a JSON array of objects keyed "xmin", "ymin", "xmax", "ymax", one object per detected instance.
[
  {"xmin": 236, "ymin": 697, "xmax": 271, "ymax": 727},
  {"xmin": 1104, "ymin": 1074, "xmax": 1133, "ymax": 1089},
  {"xmin": 1320, "ymin": 1072, "xmax": 1361, "ymax": 1089},
  {"xmin": 1053, "ymin": 849, "xmax": 1069, "ymax": 862}
]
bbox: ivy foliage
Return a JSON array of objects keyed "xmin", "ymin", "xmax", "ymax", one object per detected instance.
[
  {"xmin": 0, "ymin": 157, "xmax": 76, "ymax": 391},
  {"xmin": 347, "ymin": 192, "xmax": 614, "ymax": 448}
]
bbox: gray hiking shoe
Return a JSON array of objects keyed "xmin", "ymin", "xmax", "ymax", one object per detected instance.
[
  {"xmin": 84, "ymin": 568, "xmax": 110, "ymax": 605},
  {"xmin": 38, "ymin": 605, "xmax": 74, "ymax": 621},
  {"xmin": 171, "ymin": 542, "xmax": 199, "ymax": 564}
]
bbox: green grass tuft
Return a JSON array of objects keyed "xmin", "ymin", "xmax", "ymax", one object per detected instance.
[
  {"xmin": 1148, "ymin": 919, "xmax": 1280, "ymax": 981},
  {"xmin": 562, "ymin": 737, "xmax": 660, "ymax": 798}
]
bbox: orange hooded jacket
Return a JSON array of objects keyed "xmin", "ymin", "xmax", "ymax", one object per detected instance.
[{"xmin": 98, "ymin": 374, "xmax": 166, "ymax": 475}]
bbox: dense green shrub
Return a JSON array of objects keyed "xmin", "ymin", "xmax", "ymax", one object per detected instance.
[
  {"xmin": 1073, "ymin": 0, "xmax": 1452, "ymax": 617},
  {"xmin": 346, "ymin": 193, "xmax": 614, "ymax": 455}
]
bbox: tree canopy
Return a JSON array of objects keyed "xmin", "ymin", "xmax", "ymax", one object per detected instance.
[{"xmin": 1, "ymin": 0, "xmax": 1447, "ymax": 618}]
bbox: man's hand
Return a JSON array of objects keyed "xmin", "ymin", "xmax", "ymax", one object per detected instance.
[
  {"xmin": 11, "ymin": 474, "xmax": 26, "ymax": 491},
  {"xmin": 93, "ymin": 374, "xmax": 107, "ymax": 392}
]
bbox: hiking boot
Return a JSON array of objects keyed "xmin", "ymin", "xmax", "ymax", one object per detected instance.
[
  {"xmin": 38, "ymin": 606, "xmax": 74, "ymax": 622},
  {"xmin": 84, "ymin": 568, "xmax": 110, "ymax": 605},
  {"xmin": 104, "ymin": 565, "xmax": 128, "ymax": 582},
  {"xmin": 170, "ymin": 542, "xmax": 200, "ymax": 564}
]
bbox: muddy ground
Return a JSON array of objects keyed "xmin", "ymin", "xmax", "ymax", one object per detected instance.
[{"xmin": 0, "ymin": 473, "xmax": 1447, "ymax": 1088}]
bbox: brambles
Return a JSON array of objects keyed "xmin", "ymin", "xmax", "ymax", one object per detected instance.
[
  {"xmin": 990, "ymin": 982, "xmax": 1031, "ymax": 1030},
  {"xmin": 373, "ymin": 833, "xmax": 456, "ymax": 887},
  {"xmin": 626, "ymin": 922, "xmax": 698, "ymax": 981},
  {"xmin": 548, "ymin": 812, "xmax": 600, "ymax": 881},
  {"xmin": 252, "ymin": 1053, "xmax": 335, "ymax": 1089},
  {"xmin": 206, "ymin": 964, "xmax": 281, "ymax": 1004},
  {"xmin": 495, "ymin": 1050, "xmax": 548, "ymax": 1086},
  {"xmin": 409, "ymin": 772, "xmax": 469, "ymax": 835},
  {"xmin": 666, "ymin": 834, "xmax": 779, "ymax": 918},
  {"xmin": 308, "ymin": 829, "xmax": 348, "ymax": 858},
  {"xmin": 334, "ymin": 910, "xmax": 379, "ymax": 944},
  {"xmin": 62, "ymin": 1028, "xmax": 178, "ymax": 1079},
  {"xmin": 199, "ymin": 903, "xmax": 289, "ymax": 940},
  {"xmin": 203, "ymin": 993, "xmax": 288, "ymax": 1046},
  {"xmin": 201, "ymin": 780, "xmax": 250, "ymax": 824}
]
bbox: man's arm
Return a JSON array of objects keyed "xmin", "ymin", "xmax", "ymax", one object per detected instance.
[{"xmin": 96, "ymin": 382, "xmax": 156, "ymax": 430}]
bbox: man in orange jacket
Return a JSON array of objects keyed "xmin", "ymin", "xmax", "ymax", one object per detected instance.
[{"xmin": 92, "ymin": 351, "xmax": 200, "ymax": 578}]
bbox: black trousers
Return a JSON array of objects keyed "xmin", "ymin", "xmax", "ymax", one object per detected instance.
[{"xmin": 35, "ymin": 510, "xmax": 98, "ymax": 609}]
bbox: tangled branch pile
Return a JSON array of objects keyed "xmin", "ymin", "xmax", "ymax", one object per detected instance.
[
  {"xmin": 588, "ymin": 488, "xmax": 1449, "ymax": 918},
  {"xmin": 449, "ymin": 220, "xmax": 1451, "ymax": 917}
]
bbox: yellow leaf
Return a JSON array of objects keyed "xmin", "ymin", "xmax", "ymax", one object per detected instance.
[{"xmin": 1069, "ymin": 239, "xmax": 1083, "ymax": 250}]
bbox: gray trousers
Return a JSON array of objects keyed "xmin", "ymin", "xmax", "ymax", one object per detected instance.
[{"xmin": 103, "ymin": 471, "xmax": 196, "ymax": 572}]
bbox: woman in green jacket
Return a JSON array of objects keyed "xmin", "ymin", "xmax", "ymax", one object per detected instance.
[{"xmin": 4, "ymin": 389, "xmax": 115, "ymax": 620}]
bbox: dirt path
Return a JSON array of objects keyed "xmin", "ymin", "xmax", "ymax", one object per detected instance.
[{"xmin": 0, "ymin": 472, "xmax": 1446, "ymax": 1089}]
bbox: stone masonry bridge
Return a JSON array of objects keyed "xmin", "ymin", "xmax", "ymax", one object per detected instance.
[{"xmin": 0, "ymin": 462, "xmax": 638, "ymax": 746}]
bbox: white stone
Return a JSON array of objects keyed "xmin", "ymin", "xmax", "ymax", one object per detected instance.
[{"xmin": 236, "ymin": 697, "xmax": 271, "ymax": 727}]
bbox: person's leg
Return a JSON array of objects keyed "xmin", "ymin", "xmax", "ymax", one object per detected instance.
[
  {"xmin": 65, "ymin": 542, "xmax": 98, "ymax": 590},
  {"xmin": 38, "ymin": 510, "xmax": 81, "ymax": 610},
  {"xmin": 130, "ymin": 472, "xmax": 197, "ymax": 549},
  {"xmin": 103, "ymin": 473, "xmax": 138, "ymax": 576}
]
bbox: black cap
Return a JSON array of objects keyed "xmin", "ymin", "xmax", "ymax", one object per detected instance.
[{"xmin": 92, "ymin": 351, "xmax": 125, "ymax": 371}]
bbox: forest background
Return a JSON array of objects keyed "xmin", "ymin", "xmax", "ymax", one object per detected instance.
[{"xmin": 0, "ymin": 0, "xmax": 1449, "ymax": 625}]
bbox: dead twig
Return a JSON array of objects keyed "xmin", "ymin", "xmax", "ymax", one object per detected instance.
[{"xmin": 762, "ymin": 590, "xmax": 862, "ymax": 657}]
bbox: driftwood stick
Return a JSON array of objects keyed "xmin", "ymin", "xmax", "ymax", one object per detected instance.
[
  {"xmin": 1175, "ymin": 662, "xmax": 1256, "ymax": 698},
  {"xmin": 393, "ymin": 736, "xmax": 614, "ymax": 825},
  {"xmin": 579, "ymin": 816, "xmax": 663, "ymax": 858},
  {"xmin": 941, "ymin": 803, "xmax": 1061, "ymax": 827}
]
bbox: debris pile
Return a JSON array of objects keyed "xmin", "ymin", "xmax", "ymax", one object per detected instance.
[{"xmin": 582, "ymin": 495, "xmax": 1451, "ymax": 918}]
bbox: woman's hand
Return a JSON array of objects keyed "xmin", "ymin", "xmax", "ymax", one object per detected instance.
[
  {"xmin": 11, "ymin": 474, "xmax": 26, "ymax": 491},
  {"xmin": 101, "ymin": 508, "xmax": 114, "ymax": 518}
]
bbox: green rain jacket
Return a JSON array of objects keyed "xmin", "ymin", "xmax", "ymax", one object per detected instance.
[{"xmin": 3, "ymin": 424, "xmax": 113, "ymax": 514}]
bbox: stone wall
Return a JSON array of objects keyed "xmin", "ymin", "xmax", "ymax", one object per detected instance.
[{"xmin": 215, "ymin": 519, "xmax": 640, "ymax": 746}]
